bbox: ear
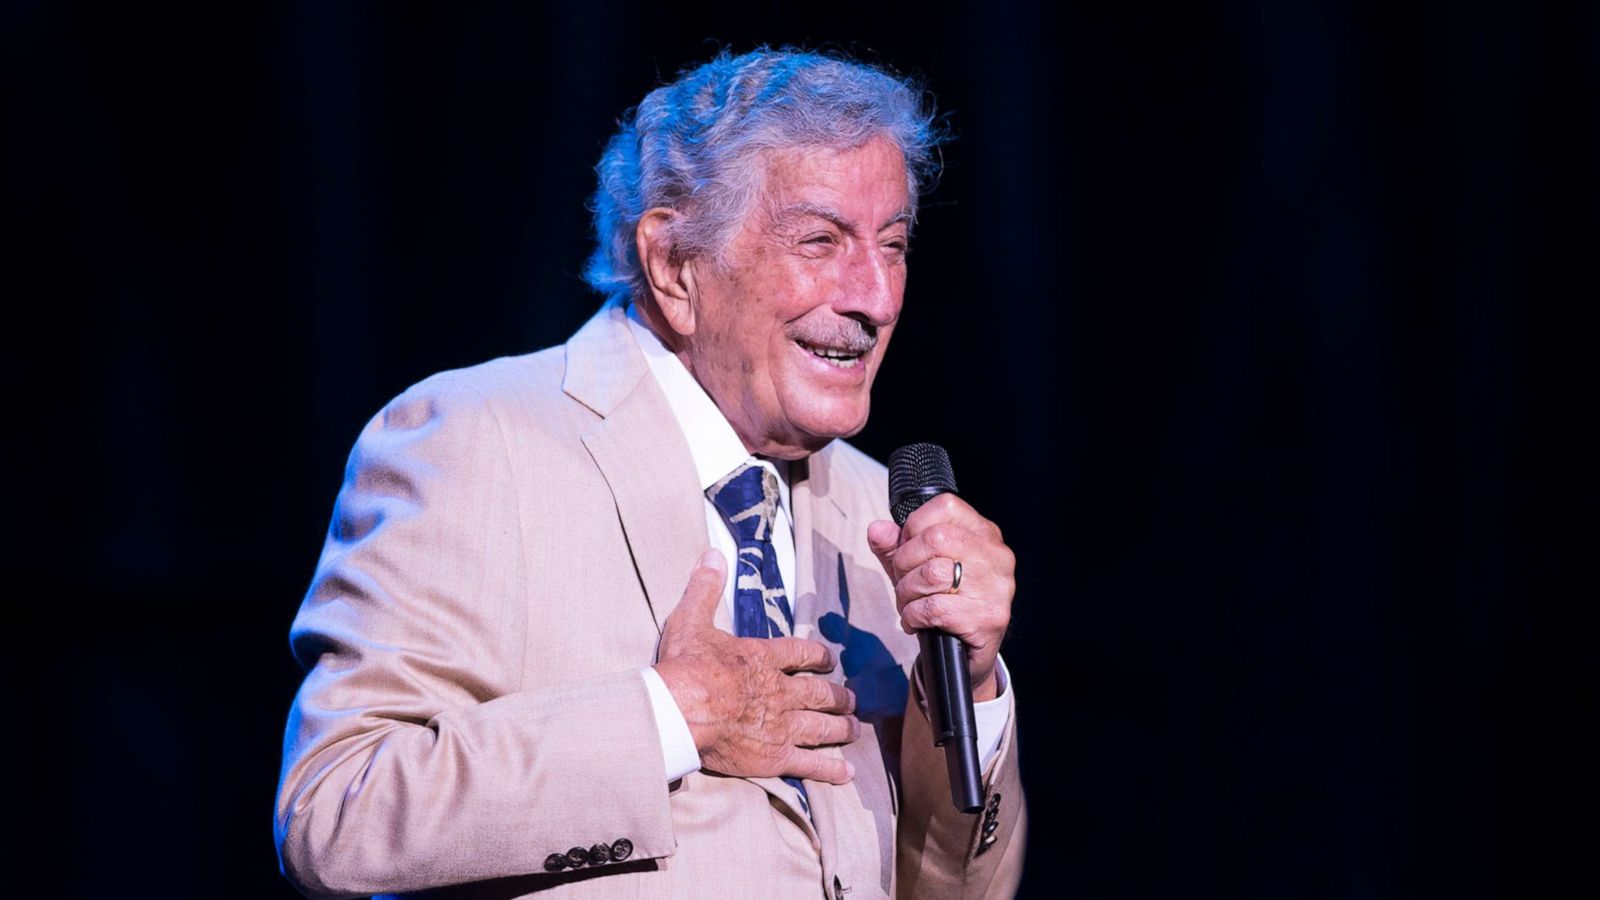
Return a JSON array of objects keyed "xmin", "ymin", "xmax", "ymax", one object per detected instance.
[{"xmin": 635, "ymin": 207, "xmax": 698, "ymax": 338}]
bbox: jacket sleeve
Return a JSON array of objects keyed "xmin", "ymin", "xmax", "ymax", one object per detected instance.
[
  {"xmin": 894, "ymin": 664, "xmax": 1027, "ymax": 899},
  {"xmin": 273, "ymin": 373, "xmax": 676, "ymax": 898}
]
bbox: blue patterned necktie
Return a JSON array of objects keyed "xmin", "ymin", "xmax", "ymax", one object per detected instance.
[
  {"xmin": 706, "ymin": 460, "xmax": 797, "ymax": 639},
  {"xmin": 705, "ymin": 459, "xmax": 810, "ymax": 816}
]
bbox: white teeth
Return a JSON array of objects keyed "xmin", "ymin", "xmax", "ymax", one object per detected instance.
[{"xmin": 800, "ymin": 341, "xmax": 863, "ymax": 367}]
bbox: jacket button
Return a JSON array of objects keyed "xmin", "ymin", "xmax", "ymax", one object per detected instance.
[
  {"xmin": 610, "ymin": 838, "xmax": 634, "ymax": 861},
  {"xmin": 589, "ymin": 842, "xmax": 613, "ymax": 864},
  {"xmin": 543, "ymin": 853, "xmax": 568, "ymax": 872},
  {"xmin": 566, "ymin": 846, "xmax": 590, "ymax": 868}
]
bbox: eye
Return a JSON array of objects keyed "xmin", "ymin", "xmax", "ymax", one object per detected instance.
[{"xmin": 803, "ymin": 233, "xmax": 837, "ymax": 245}]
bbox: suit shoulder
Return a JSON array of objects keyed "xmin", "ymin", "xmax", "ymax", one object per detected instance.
[
  {"xmin": 392, "ymin": 345, "xmax": 566, "ymax": 410},
  {"xmin": 374, "ymin": 345, "xmax": 581, "ymax": 438}
]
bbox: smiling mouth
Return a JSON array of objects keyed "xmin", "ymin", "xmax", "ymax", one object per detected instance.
[{"xmin": 796, "ymin": 339, "xmax": 868, "ymax": 369}]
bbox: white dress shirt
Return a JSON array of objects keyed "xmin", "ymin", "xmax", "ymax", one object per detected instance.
[{"xmin": 625, "ymin": 304, "xmax": 1010, "ymax": 782}]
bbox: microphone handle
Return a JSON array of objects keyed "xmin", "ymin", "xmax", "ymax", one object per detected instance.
[{"xmin": 919, "ymin": 629, "xmax": 984, "ymax": 813}]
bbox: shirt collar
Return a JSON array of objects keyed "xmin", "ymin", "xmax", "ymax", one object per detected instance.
[{"xmin": 624, "ymin": 303, "xmax": 791, "ymax": 514}]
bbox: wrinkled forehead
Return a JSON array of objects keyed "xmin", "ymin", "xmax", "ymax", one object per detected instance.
[{"xmin": 752, "ymin": 137, "xmax": 914, "ymax": 230}]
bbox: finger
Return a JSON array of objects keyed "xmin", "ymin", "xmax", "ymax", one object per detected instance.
[
  {"xmin": 761, "ymin": 636, "xmax": 835, "ymax": 674},
  {"xmin": 893, "ymin": 556, "xmax": 963, "ymax": 608},
  {"xmin": 783, "ymin": 709, "xmax": 860, "ymax": 747},
  {"xmin": 889, "ymin": 522, "xmax": 983, "ymax": 579},
  {"xmin": 866, "ymin": 519, "xmax": 901, "ymax": 583},
  {"xmin": 899, "ymin": 492, "xmax": 1000, "ymax": 543},
  {"xmin": 667, "ymin": 549, "xmax": 726, "ymax": 627},
  {"xmin": 899, "ymin": 591, "xmax": 1006, "ymax": 637},
  {"xmin": 782, "ymin": 748, "xmax": 855, "ymax": 785},
  {"xmin": 783, "ymin": 673, "xmax": 856, "ymax": 714}
]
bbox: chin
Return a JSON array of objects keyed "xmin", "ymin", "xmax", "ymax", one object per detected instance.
[
  {"xmin": 796, "ymin": 404, "xmax": 871, "ymax": 443},
  {"xmin": 760, "ymin": 391, "xmax": 873, "ymax": 456}
]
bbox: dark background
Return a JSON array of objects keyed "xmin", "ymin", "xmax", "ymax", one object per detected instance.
[{"xmin": 4, "ymin": 1, "xmax": 1593, "ymax": 897}]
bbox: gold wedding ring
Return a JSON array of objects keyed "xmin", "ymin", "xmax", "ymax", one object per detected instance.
[{"xmin": 950, "ymin": 559, "xmax": 963, "ymax": 593}]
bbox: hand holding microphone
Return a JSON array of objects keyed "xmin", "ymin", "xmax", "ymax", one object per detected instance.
[{"xmin": 867, "ymin": 444, "xmax": 1016, "ymax": 811}]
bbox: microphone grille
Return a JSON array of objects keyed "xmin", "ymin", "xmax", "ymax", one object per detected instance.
[{"xmin": 888, "ymin": 443, "xmax": 958, "ymax": 526}]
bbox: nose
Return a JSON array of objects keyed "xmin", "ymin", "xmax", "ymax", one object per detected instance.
[{"xmin": 831, "ymin": 238, "xmax": 903, "ymax": 328}]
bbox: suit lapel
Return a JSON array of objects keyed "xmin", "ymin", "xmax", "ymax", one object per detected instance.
[
  {"xmin": 579, "ymin": 395, "xmax": 707, "ymax": 635},
  {"xmin": 792, "ymin": 448, "xmax": 894, "ymax": 897},
  {"xmin": 790, "ymin": 454, "xmax": 837, "ymax": 637},
  {"xmin": 567, "ymin": 299, "xmax": 706, "ymax": 634}
]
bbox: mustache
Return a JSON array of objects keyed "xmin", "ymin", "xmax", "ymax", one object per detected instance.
[{"xmin": 787, "ymin": 319, "xmax": 879, "ymax": 353}]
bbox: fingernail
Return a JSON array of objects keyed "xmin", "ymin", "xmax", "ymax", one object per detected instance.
[
  {"xmin": 845, "ymin": 761, "xmax": 856, "ymax": 779},
  {"xmin": 700, "ymin": 548, "xmax": 724, "ymax": 571}
]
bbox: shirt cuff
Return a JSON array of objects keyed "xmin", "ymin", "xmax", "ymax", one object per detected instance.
[
  {"xmin": 973, "ymin": 655, "xmax": 1012, "ymax": 772},
  {"xmin": 640, "ymin": 666, "xmax": 702, "ymax": 783},
  {"xmin": 914, "ymin": 653, "xmax": 1013, "ymax": 773}
]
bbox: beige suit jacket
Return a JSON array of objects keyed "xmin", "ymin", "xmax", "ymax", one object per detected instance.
[{"xmin": 274, "ymin": 299, "xmax": 1027, "ymax": 899}]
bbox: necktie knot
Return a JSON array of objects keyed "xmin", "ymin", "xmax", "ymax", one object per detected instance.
[{"xmin": 705, "ymin": 461, "xmax": 780, "ymax": 544}]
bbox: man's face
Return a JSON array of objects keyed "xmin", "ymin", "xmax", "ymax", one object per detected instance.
[{"xmin": 681, "ymin": 134, "xmax": 911, "ymax": 459}]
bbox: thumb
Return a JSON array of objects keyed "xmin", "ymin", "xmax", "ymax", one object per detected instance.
[
  {"xmin": 867, "ymin": 520, "xmax": 900, "ymax": 581},
  {"xmin": 668, "ymin": 548, "xmax": 726, "ymax": 628}
]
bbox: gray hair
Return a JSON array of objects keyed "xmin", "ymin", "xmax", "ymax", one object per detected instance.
[{"xmin": 582, "ymin": 45, "xmax": 949, "ymax": 304}]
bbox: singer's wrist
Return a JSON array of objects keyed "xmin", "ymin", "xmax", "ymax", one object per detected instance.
[{"xmin": 972, "ymin": 668, "xmax": 999, "ymax": 703}]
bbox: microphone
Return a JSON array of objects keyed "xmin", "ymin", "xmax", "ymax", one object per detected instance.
[{"xmin": 888, "ymin": 443, "xmax": 983, "ymax": 814}]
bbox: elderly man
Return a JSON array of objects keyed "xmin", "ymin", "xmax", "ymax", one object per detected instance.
[{"xmin": 275, "ymin": 47, "xmax": 1025, "ymax": 899}]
